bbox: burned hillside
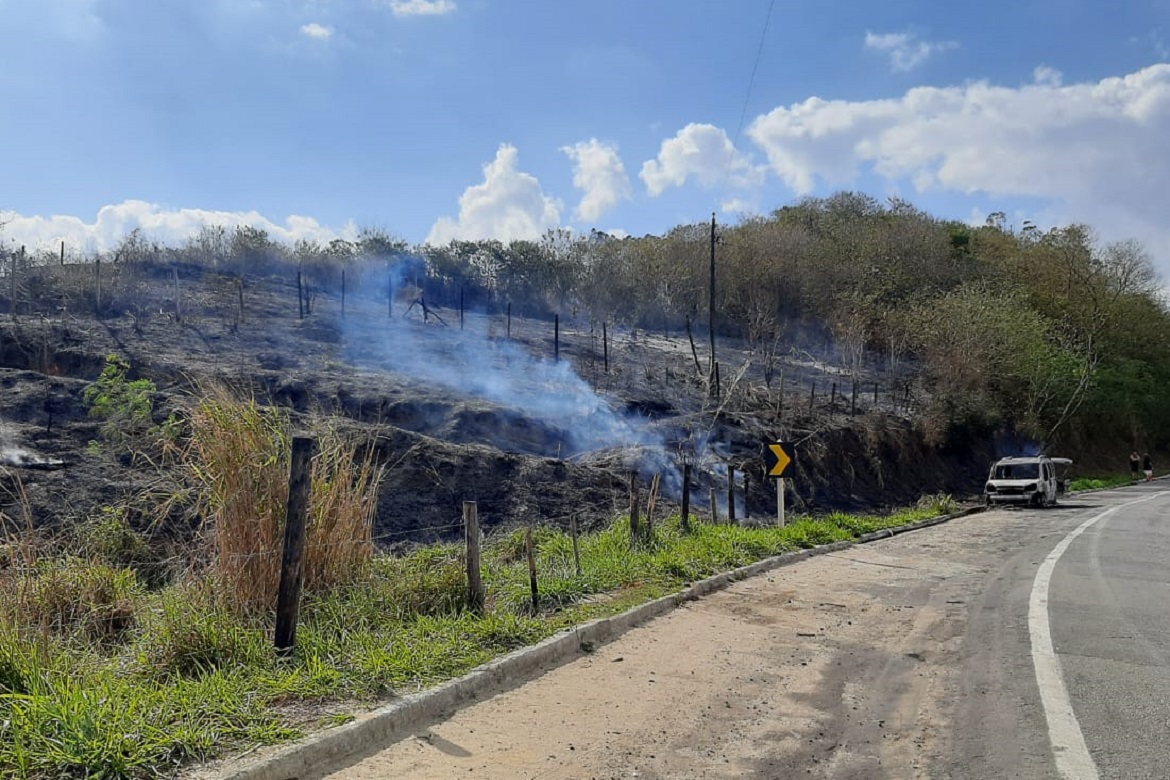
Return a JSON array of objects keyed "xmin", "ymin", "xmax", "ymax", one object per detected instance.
[{"xmin": 0, "ymin": 248, "xmax": 989, "ymax": 546}]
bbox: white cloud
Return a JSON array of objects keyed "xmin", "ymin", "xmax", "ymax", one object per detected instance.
[
  {"xmin": 864, "ymin": 31, "xmax": 957, "ymax": 72},
  {"xmin": 4, "ymin": 0, "xmax": 106, "ymax": 42},
  {"xmin": 1131, "ymin": 29, "xmax": 1169, "ymax": 61},
  {"xmin": 1033, "ymin": 65, "xmax": 1062, "ymax": 87},
  {"xmin": 561, "ymin": 139, "xmax": 632, "ymax": 223},
  {"xmin": 299, "ymin": 22, "xmax": 333, "ymax": 40},
  {"xmin": 0, "ymin": 200, "xmax": 352, "ymax": 255},
  {"xmin": 720, "ymin": 197, "xmax": 757, "ymax": 216},
  {"xmin": 747, "ymin": 63, "xmax": 1170, "ymax": 272},
  {"xmin": 426, "ymin": 144, "xmax": 562, "ymax": 245},
  {"xmin": 388, "ymin": 0, "xmax": 456, "ymax": 17},
  {"xmin": 639, "ymin": 123, "xmax": 765, "ymax": 197}
]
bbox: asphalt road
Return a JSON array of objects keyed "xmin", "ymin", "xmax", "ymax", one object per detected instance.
[
  {"xmin": 927, "ymin": 482, "xmax": 1170, "ymax": 780},
  {"xmin": 300, "ymin": 484, "xmax": 1170, "ymax": 780},
  {"xmin": 1045, "ymin": 484, "xmax": 1170, "ymax": 780}
]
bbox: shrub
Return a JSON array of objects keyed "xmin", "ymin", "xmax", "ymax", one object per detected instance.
[
  {"xmin": 83, "ymin": 354, "xmax": 157, "ymax": 447},
  {"xmin": 1068, "ymin": 474, "xmax": 1132, "ymax": 492},
  {"xmin": 73, "ymin": 505, "xmax": 173, "ymax": 589},
  {"xmin": 1, "ymin": 558, "xmax": 140, "ymax": 645},
  {"xmin": 487, "ymin": 525, "xmax": 561, "ymax": 565},
  {"xmin": 186, "ymin": 391, "xmax": 384, "ymax": 614},
  {"xmin": 135, "ymin": 584, "xmax": 265, "ymax": 679},
  {"xmin": 367, "ymin": 548, "xmax": 466, "ymax": 619},
  {"xmin": 916, "ymin": 492, "xmax": 960, "ymax": 515},
  {"xmin": 77, "ymin": 505, "xmax": 148, "ymax": 563},
  {"xmin": 305, "ymin": 547, "xmax": 468, "ymax": 628}
]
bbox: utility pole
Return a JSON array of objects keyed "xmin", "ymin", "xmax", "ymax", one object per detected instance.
[{"xmin": 708, "ymin": 212, "xmax": 716, "ymax": 378}]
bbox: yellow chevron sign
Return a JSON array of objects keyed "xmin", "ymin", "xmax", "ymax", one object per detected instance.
[{"xmin": 765, "ymin": 442, "xmax": 794, "ymax": 479}]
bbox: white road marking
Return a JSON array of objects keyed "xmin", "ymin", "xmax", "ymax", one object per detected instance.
[{"xmin": 1028, "ymin": 491, "xmax": 1168, "ymax": 780}]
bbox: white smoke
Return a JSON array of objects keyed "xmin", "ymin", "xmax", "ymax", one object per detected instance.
[
  {"xmin": 336, "ymin": 259, "xmax": 683, "ymax": 494},
  {"xmin": 0, "ymin": 418, "xmax": 63, "ymax": 468}
]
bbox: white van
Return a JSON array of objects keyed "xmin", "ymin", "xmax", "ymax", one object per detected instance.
[{"xmin": 984, "ymin": 455, "xmax": 1072, "ymax": 507}]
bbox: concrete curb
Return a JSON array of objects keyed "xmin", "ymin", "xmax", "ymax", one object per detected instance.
[{"xmin": 211, "ymin": 506, "xmax": 984, "ymax": 780}]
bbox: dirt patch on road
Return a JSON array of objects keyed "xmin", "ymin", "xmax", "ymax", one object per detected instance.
[{"xmin": 306, "ymin": 513, "xmax": 1022, "ymax": 780}]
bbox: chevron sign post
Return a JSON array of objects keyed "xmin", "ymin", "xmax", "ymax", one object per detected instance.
[{"xmin": 764, "ymin": 441, "xmax": 795, "ymax": 526}]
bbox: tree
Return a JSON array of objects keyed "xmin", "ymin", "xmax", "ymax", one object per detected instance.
[
  {"xmin": 830, "ymin": 300, "xmax": 869, "ymax": 381},
  {"xmin": 576, "ymin": 231, "xmax": 627, "ymax": 325},
  {"xmin": 113, "ymin": 228, "xmax": 157, "ymax": 266},
  {"xmin": 356, "ymin": 227, "xmax": 408, "ymax": 260},
  {"xmin": 229, "ymin": 225, "xmax": 279, "ymax": 273},
  {"xmin": 909, "ymin": 283, "xmax": 1072, "ymax": 445}
]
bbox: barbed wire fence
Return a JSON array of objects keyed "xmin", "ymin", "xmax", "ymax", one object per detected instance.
[{"xmin": 0, "ymin": 257, "xmax": 927, "ymax": 649}]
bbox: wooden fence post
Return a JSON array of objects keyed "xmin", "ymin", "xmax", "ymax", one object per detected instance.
[
  {"xmin": 506, "ymin": 302, "xmax": 512, "ymax": 339},
  {"xmin": 173, "ymin": 267, "xmax": 182, "ymax": 323},
  {"xmin": 526, "ymin": 526, "xmax": 539, "ymax": 613},
  {"xmin": 727, "ymin": 468, "xmax": 736, "ymax": 524},
  {"xmin": 603, "ymin": 321, "xmax": 609, "ymax": 373},
  {"xmin": 464, "ymin": 501, "xmax": 484, "ymax": 613},
  {"xmin": 680, "ymin": 463, "xmax": 691, "ymax": 532},
  {"xmin": 9, "ymin": 248, "xmax": 17, "ymax": 321},
  {"xmin": 645, "ymin": 474, "xmax": 660, "ymax": 539},
  {"xmin": 809, "ymin": 381, "xmax": 816, "ymax": 411},
  {"xmin": 297, "ymin": 271, "xmax": 304, "ymax": 319},
  {"xmin": 554, "ymin": 314, "xmax": 560, "ymax": 361},
  {"xmin": 628, "ymin": 471, "xmax": 641, "ymax": 547},
  {"xmin": 830, "ymin": 381, "xmax": 837, "ymax": 407},
  {"xmin": 743, "ymin": 473, "xmax": 751, "ymax": 520},
  {"xmin": 275, "ymin": 436, "xmax": 316, "ymax": 653},
  {"xmin": 777, "ymin": 369, "xmax": 785, "ymax": 418},
  {"xmin": 60, "ymin": 240, "xmax": 65, "ymax": 266},
  {"xmin": 851, "ymin": 382, "xmax": 858, "ymax": 416},
  {"xmin": 686, "ymin": 317, "xmax": 702, "ymax": 378},
  {"xmin": 237, "ymin": 278, "xmax": 245, "ymax": 326},
  {"xmin": 708, "ymin": 487, "xmax": 718, "ymax": 524}
]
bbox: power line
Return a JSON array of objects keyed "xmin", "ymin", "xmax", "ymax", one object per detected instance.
[
  {"xmin": 731, "ymin": 0, "xmax": 777, "ymax": 152},
  {"xmin": 709, "ymin": 0, "xmax": 777, "ymax": 389},
  {"xmin": 720, "ymin": 0, "xmax": 777, "ymax": 201}
]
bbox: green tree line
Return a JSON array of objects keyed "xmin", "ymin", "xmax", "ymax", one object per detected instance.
[{"xmin": 13, "ymin": 191, "xmax": 1170, "ymax": 454}]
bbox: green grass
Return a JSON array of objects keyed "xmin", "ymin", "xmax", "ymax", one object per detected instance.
[
  {"xmin": 0, "ymin": 496, "xmax": 959, "ymax": 779},
  {"xmin": 1068, "ymin": 473, "xmax": 1138, "ymax": 491}
]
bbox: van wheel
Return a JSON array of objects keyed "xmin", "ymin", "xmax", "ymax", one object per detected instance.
[{"xmin": 1030, "ymin": 493, "xmax": 1043, "ymax": 508}]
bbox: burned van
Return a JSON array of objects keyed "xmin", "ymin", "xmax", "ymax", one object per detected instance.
[{"xmin": 984, "ymin": 455, "xmax": 1072, "ymax": 507}]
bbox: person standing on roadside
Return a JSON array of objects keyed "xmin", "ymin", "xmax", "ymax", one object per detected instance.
[
  {"xmin": 1130, "ymin": 451, "xmax": 1141, "ymax": 480},
  {"xmin": 1143, "ymin": 452, "xmax": 1154, "ymax": 482}
]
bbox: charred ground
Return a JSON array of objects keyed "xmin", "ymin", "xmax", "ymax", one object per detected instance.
[{"xmin": 0, "ymin": 259, "xmax": 991, "ymax": 546}]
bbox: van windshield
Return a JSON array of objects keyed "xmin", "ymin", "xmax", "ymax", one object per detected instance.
[{"xmin": 993, "ymin": 463, "xmax": 1039, "ymax": 480}]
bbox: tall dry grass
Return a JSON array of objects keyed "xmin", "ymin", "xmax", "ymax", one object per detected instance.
[{"xmin": 186, "ymin": 391, "xmax": 384, "ymax": 614}]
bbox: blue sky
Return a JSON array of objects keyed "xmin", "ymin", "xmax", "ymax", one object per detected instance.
[{"xmin": 3, "ymin": 0, "xmax": 1170, "ymax": 274}]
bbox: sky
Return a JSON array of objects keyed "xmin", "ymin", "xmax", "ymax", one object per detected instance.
[{"xmin": 2, "ymin": 0, "xmax": 1170, "ymax": 277}]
